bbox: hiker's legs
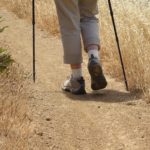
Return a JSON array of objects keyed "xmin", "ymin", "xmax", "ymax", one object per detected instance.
[
  {"xmin": 79, "ymin": 0, "xmax": 100, "ymax": 52},
  {"xmin": 54, "ymin": 0, "xmax": 82, "ymax": 64},
  {"xmin": 79, "ymin": 0, "xmax": 107, "ymax": 90},
  {"xmin": 54, "ymin": 0, "xmax": 85, "ymax": 94}
]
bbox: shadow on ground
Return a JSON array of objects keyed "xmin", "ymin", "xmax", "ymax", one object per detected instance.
[{"xmin": 63, "ymin": 89, "xmax": 142, "ymax": 103}]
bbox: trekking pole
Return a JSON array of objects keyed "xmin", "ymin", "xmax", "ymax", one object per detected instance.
[
  {"xmin": 32, "ymin": 0, "xmax": 36, "ymax": 82},
  {"xmin": 107, "ymin": 0, "xmax": 129, "ymax": 91}
]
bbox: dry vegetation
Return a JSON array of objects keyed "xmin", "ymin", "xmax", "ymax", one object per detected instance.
[
  {"xmin": 0, "ymin": 1, "xmax": 149, "ymax": 149},
  {"xmin": 98, "ymin": 0, "xmax": 150, "ymax": 102},
  {"xmin": 0, "ymin": 0, "xmax": 150, "ymax": 101},
  {"xmin": 0, "ymin": 65, "xmax": 31, "ymax": 150},
  {"xmin": 0, "ymin": 15, "xmax": 31, "ymax": 149}
]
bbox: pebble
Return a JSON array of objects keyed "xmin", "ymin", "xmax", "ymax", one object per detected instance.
[{"xmin": 46, "ymin": 118, "xmax": 51, "ymax": 121}]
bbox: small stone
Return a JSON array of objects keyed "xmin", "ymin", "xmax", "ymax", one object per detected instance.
[
  {"xmin": 141, "ymin": 135, "xmax": 145, "ymax": 139},
  {"xmin": 126, "ymin": 102, "xmax": 136, "ymax": 106},
  {"xmin": 36, "ymin": 132, "xmax": 43, "ymax": 136},
  {"xmin": 46, "ymin": 118, "xmax": 51, "ymax": 121},
  {"xmin": 98, "ymin": 106, "xmax": 101, "ymax": 109}
]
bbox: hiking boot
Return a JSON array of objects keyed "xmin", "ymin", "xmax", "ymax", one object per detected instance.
[
  {"xmin": 88, "ymin": 55, "xmax": 107, "ymax": 90},
  {"xmin": 62, "ymin": 76, "xmax": 86, "ymax": 95}
]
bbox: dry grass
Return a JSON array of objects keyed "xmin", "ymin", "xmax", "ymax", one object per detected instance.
[
  {"xmin": 98, "ymin": 0, "xmax": 150, "ymax": 102},
  {"xmin": 0, "ymin": 0, "xmax": 59, "ymax": 35},
  {"xmin": 0, "ymin": 64, "xmax": 31, "ymax": 150},
  {"xmin": 0, "ymin": 0, "xmax": 150, "ymax": 101}
]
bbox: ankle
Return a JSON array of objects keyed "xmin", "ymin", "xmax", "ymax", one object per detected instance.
[
  {"xmin": 88, "ymin": 49, "xmax": 100, "ymax": 60},
  {"xmin": 72, "ymin": 68, "xmax": 82, "ymax": 79},
  {"xmin": 71, "ymin": 64, "xmax": 81, "ymax": 69}
]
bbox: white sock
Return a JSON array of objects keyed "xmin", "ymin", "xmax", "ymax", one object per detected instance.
[
  {"xmin": 88, "ymin": 49, "xmax": 100, "ymax": 60},
  {"xmin": 72, "ymin": 68, "xmax": 82, "ymax": 79}
]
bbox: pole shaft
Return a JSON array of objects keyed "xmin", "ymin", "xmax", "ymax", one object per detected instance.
[
  {"xmin": 108, "ymin": 0, "xmax": 129, "ymax": 91},
  {"xmin": 32, "ymin": 0, "xmax": 36, "ymax": 82}
]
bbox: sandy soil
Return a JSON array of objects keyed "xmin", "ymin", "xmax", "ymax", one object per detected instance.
[{"xmin": 0, "ymin": 8, "xmax": 150, "ymax": 150}]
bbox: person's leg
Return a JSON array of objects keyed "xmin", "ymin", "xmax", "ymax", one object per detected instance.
[
  {"xmin": 79, "ymin": 0, "xmax": 107, "ymax": 90},
  {"xmin": 54, "ymin": 0, "xmax": 86, "ymax": 94},
  {"xmin": 54, "ymin": 0, "xmax": 82, "ymax": 65},
  {"xmin": 79, "ymin": 0, "xmax": 100, "ymax": 56}
]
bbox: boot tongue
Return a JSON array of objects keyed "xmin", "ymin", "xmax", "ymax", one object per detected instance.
[
  {"xmin": 89, "ymin": 54, "xmax": 96, "ymax": 61},
  {"xmin": 91, "ymin": 54, "xmax": 95, "ymax": 59}
]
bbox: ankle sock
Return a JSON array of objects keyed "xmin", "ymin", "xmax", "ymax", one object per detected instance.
[
  {"xmin": 88, "ymin": 49, "xmax": 100, "ymax": 60},
  {"xmin": 72, "ymin": 68, "xmax": 82, "ymax": 79}
]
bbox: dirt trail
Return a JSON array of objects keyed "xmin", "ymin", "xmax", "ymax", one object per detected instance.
[{"xmin": 0, "ymin": 8, "xmax": 150, "ymax": 150}]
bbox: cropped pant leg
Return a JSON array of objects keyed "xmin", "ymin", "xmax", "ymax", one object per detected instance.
[
  {"xmin": 54, "ymin": 0, "xmax": 100, "ymax": 64},
  {"xmin": 54, "ymin": 0, "xmax": 82, "ymax": 64},
  {"xmin": 79, "ymin": 0, "xmax": 100, "ymax": 51}
]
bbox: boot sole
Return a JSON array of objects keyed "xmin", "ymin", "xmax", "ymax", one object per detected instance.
[{"xmin": 88, "ymin": 64, "xmax": 107, "ymax": 90}]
